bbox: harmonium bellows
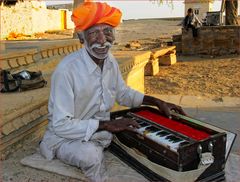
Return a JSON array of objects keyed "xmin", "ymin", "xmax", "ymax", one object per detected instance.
[{"xmin": 109, "ymin": 106, "xmax": 236, "ymax": 182}]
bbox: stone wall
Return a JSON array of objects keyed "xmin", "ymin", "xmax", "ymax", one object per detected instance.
[
  {"xmin": 182, "ymin": 26, "xmax": 240, "ymax": 56},
  {"xmin": 0, "ymin": 1, "xmax": 74, "ymax": 39}
]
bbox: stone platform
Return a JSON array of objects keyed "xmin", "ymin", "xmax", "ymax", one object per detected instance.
[
  {"xmin": 181, "ymin": 26, "xmax": 240, "ymax": 56},
  {"xmin": 145, "ymin": 46, "xmax": 176, "ymax": 76}
]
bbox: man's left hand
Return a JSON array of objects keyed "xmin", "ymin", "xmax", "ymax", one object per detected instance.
[
  {"xmin": 143, "ymin": 95, "xmax": 186, "ymax": 118},
  {"xmin": 155, "ymin": 99, "xmax": 186, "ymax": 117}
]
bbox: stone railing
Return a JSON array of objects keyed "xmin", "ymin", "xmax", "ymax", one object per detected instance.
[
  {"xmin": 0, "ymin": 39, "xmax": 82, "ymax": 72},
  {"xmin": 182, "ymin": 26, "xmax": 240, "ymax": 56}
]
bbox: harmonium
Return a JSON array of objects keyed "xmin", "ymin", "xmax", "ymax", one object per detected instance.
[{"xmin": 109, "ymin": 106, "xmax": 236, "ymax": 182}]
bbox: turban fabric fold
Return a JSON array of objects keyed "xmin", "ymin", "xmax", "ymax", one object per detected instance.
[{"xmin": 71, "ymin": 2, "xmax": 122, "ymax": 31}]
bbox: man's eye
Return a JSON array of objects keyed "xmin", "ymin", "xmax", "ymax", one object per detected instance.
[
  {"xmin": 104, "ymin": 29, "xmax": 113, "ymax": 35},
  {"xmin": 88, "ymin": 31, "xmax": 98, "ymax": 37}
]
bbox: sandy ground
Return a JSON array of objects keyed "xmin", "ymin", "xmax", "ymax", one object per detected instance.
[
  {"xmin": 1, "ymin": 141, "xmax": 80, "ymax": 182},
  {"xmin": 115, "ymin": 19, "xmax": 181, "ymax": 44},
  {"xmin": 145, "ymin": 55, "xmax": 240, "ymax": 98}
]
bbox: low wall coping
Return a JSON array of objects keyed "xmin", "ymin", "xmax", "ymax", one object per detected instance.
[
  {"xmin": 151, "ymin": 46, "xmax": 176, "ymax": 59},
  {"xmin": 0, "ymin": 39, "xmax": 82, "ymax": 71},
  {"xmin": 199, "ymin": 25, "xmax": 240, "ymax": 30},
  {"xmin": 0, "ymin": 49, "xmax": 38, "ymax": 60}
]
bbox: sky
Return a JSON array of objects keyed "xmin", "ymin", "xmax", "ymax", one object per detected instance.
[{"xmin": 45, "ymin": 0, "xmax": 224, "ymax": 20}]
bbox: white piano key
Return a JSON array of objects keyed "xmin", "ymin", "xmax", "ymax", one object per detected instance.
[
  {"xmin": 134, "ymin": 124, "xmax": 189, "ymax": 152},
  {"xmin": 146, "ymin": 132, "xmax": 187, "ymax": 151},
  {"xmin": 147, "ymin": 132, "xmax": 174, "ymax": 148}
]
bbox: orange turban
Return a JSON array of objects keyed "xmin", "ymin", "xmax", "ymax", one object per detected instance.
[{"xmin": 71, "ymin": 2, "xmax": 122, "ymax": 31}]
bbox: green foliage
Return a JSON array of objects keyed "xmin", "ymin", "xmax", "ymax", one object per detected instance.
[{"xmin": 150, "ymin": 0, "xmax": 174, "ymax": 9}]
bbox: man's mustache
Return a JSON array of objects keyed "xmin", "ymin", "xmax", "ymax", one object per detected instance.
[{"xmin": 90, "ymin": 42, "xmax": 112, "ymax": 50}]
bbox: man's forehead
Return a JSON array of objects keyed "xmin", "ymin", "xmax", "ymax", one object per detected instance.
[{"xmin": 86, "ymin": 24, "xmax": 113, "ymax": 32}]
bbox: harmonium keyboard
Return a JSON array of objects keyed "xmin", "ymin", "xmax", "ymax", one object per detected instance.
[{"xmin": 109, "ymin": 106, "xmax": 236, "ymax": 182}]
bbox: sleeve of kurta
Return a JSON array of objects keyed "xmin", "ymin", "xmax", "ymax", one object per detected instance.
[
  {"xmin": 50, "ymin": 71, "xmax": 99, "ymax": 141},
  {"xmin": 115, "ymin": 65, "xmax": 144, "ymax": 108}
]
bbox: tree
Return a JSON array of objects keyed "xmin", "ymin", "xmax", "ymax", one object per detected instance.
[{"xmin": 225, "ymin": 0, "xmax": 239, "ymax": 25}]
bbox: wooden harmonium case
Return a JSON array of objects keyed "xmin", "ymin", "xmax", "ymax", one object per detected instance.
[{"xmin": 110, "ymin": 107, "xmax": 236, "ymax": 181}]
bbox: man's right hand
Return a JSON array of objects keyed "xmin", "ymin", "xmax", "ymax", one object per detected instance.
[{"xmin": 98, "ymin": 118, "xmax": 140, "ymax": 133}]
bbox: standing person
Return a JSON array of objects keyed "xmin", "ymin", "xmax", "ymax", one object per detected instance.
[
  {"xmin": 183, "ymin": 8, "xmax": 202, "ymax": 37},
  {"xmin": 40, "ymin": 2, "xmax": 186, "ymax": 182}
]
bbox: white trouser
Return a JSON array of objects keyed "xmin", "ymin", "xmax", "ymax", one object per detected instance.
[{"xmin": 56, "ymin": 131, "xmax": 112, "ymax": 182}]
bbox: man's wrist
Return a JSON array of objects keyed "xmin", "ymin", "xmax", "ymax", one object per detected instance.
[
  {"xmin": 143, "ymin": 95, "xmax": 160, "ymax": 106},
  {"xmin": 98, "ymin": 120, "xmax": 109, "ymax": 131}
]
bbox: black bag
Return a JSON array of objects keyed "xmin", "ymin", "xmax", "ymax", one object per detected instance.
[{"xmin": 0, "ymin": 70, "xmax": 47, "ymax": 93}]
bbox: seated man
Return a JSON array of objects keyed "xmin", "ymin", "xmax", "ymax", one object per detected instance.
[
  {"xmin": 40, "ymin": 2, "xmax": 185, "ymax": 182},
  {"xmin": 182, "ymin": 8, "xmax": 202, "ymax": 37}
]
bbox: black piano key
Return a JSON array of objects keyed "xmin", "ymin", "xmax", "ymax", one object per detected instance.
[
  {"xmin": 173, "ymin": 138, "xmax": 183, "ymax": 142},
  {"xmin": 156, "ymin": 130, "xmax": 170, "ymax": 137},
  {"xmin": 166, "ymin": 135, "xmax": 183, "ymax": 143},
  {"xmin": 165, "ymin": 135, "xmax": 177, "ymax": 143},
  {"xmin": 166, "ymin": 135, "xmax": 176, "ymax": 141},
  {"xmin": 139, "ymin": 122, "xmax": 149, "ymax": 127},
  {"xmin": 145, "ymin": 126, "xmax": 159, "ymax": 133},
  {"xmin": 166, "ymin": 135, "xmax": 181, "ymax": 140}
]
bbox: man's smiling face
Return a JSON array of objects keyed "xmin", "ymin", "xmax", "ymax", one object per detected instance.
[{"xmin": 81, "ymin": 24, "xmax": 115, "ymax": 60}]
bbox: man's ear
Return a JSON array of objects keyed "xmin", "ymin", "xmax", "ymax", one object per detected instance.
[
  {"xmin": 77, "ymin": 33, "xmax": 84, "ymax": 44},
  {"xmin": 112, "ymin": 29, "xmax": 116, "ymax": 42}
]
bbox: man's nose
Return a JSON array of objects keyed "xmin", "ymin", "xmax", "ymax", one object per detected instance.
[{"xmin": 97, "ymin": 31, "xmax": 106, "ymax": 44}]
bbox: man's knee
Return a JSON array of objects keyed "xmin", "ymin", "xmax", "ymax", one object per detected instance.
[
  {"xmin": 78, "ymin": 143, "xmax": 104, "ymax": 167},
  {"xmin": 56, "ymin": 141, "xmax": 104, "ymax": 169},
  {"xmin": 91, "ymin": 131, "xmax": 113, "ymax": 148}
]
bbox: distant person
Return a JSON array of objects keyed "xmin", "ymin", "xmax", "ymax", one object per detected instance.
[{"xmin": 182, "ymin": 8, "xmax": 202, "ymax": 38}]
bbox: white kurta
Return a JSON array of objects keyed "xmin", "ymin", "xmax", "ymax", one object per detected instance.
[{"xmin": 40, "ymin": 47, "xmax": 144, "ymax": 180}]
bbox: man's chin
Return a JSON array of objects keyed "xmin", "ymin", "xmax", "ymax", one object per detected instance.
[
  {"xmin": 90, "ymin": 51, "xmax": 109, "ymax": 60},
  {"xmin": 93, "ymin": 47, "xmax": 109, "ymax": 55},
  {"xmin": 91, "ymin": 49, "xmax": 110, "ymax": 59}
]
